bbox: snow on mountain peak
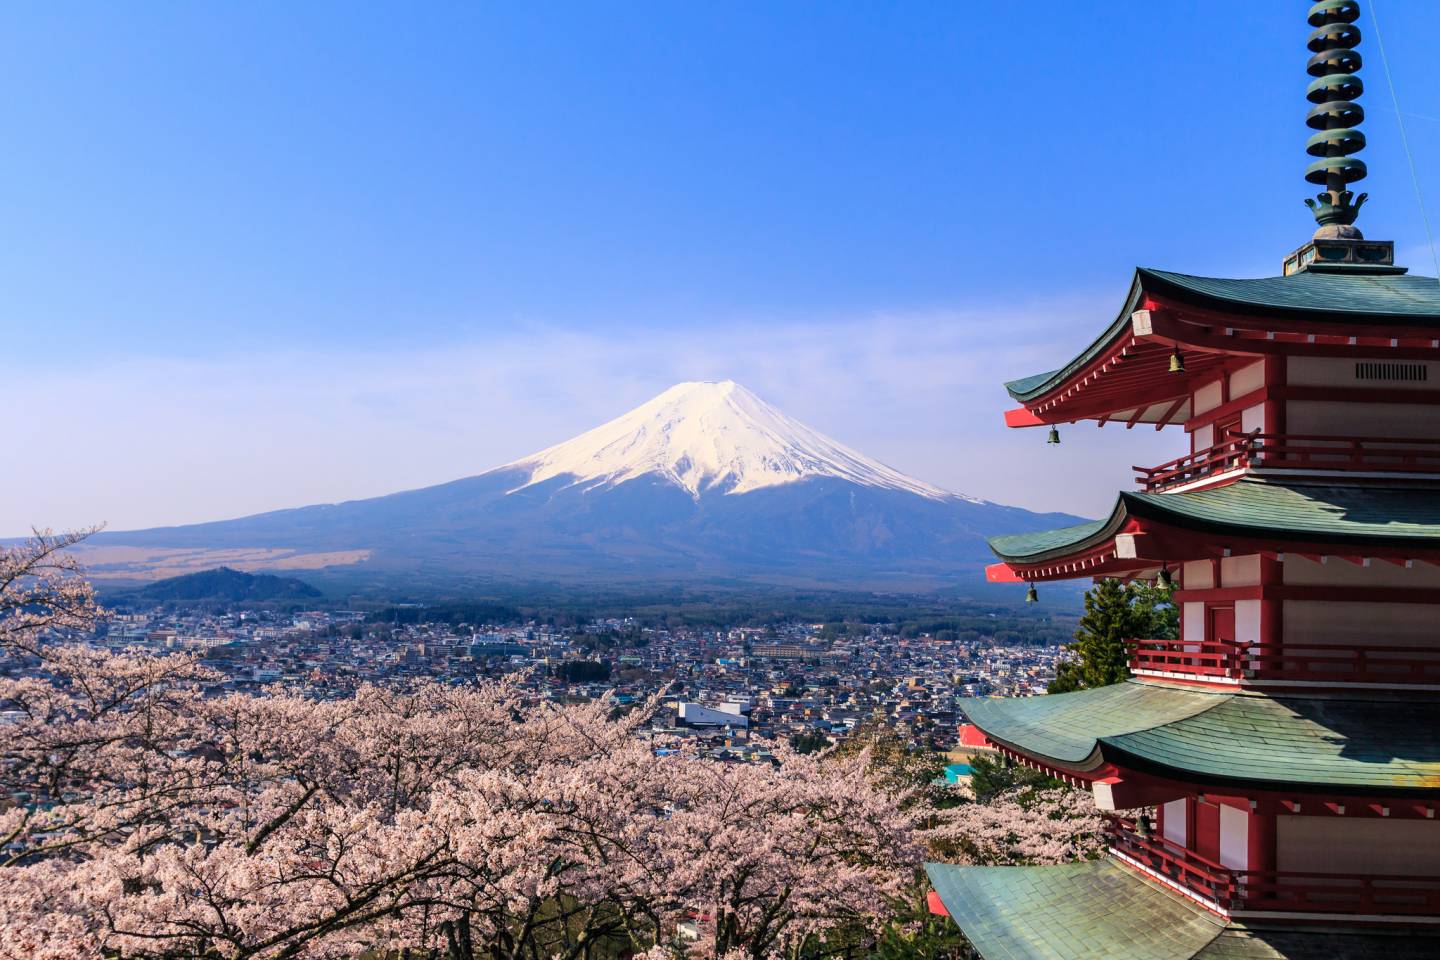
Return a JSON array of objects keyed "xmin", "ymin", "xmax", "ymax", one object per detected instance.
[{"xmin": 505, "ymin": 380, "xmax": 972, "ymax": 502}]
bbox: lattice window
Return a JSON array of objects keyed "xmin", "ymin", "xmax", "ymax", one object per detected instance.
[{"xmin": 1355, "ymin": 361, "xmax": 1429, "ymax": 382}]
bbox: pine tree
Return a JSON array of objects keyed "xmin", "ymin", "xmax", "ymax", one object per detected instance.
[{"xmin": 1046, "ymin": 578, "xmax": 1176, "ymax": 694}]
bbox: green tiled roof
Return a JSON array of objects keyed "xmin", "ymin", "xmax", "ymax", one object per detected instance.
[
  {"xmin": 1124, "ymin": 480, "xmax": 1440, "ymax": 547},
  {"xmin": 1107, "ymin": 694, "xmax": 1440, "ymax": 793},
  {"xmin": 1004, "ymin": 267, "xmax": 1440, "ymax": 403},
  {"xmin": 988, "ymin": 479, "xmax": 1440, "ymax": 565},
  {"xmin": 926, "ymin": 860, "xmax": 1440, "ymax": 960},
  {"xmin": 925, "ymin": 860, "xmax": 1224, "ymax": 960},
  {"xmin": 962, "ymin": 683, "xmax": 1221, "ymax": 768},
  {"xmin": 964, "ymin": 681, "xmax": 1440, "ymax": 795},
  {"xmin": 1142, "ymin": 268, "xmax": 1440, "ymax": 323}
]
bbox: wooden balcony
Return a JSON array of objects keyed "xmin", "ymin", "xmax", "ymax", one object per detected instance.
[
  {"xmin": 1128, "ymin": 639, "xmax": 1440, "ymax": 686},
  {"xmin": 1134, "ymin": 432, "xmax": 1440, "ymax": 493},
  {"xmin": 1107, "ymin": 818, "xmax": 1440, "ymax": 917},
  {"xmin": 1128, "ymin": 639, "xmax": 1241, "ymax": 679}
]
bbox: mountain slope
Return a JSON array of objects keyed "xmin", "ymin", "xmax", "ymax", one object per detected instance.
[{"xmin": 83, "ymin": 381, "xmax": 1081, "ymax": 590}]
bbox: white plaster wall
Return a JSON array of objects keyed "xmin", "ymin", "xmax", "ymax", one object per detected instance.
[
  {"xmin": 1283, "ymin": 600, "xmax": 1440, "ymax": 648},
  {"xmin": 1193, "ymin": 422, "xmax": 1214, "ymax": 451},
  {"xmin": 1286, "ymin": 401, "xmax": 1440, "ymax": 439},
  {"xmin": 1240, "ymin": 404, "xmax": 1266, "ymax": 433},
  {"xmin": 1183, "ymin": 602, "xmax": 1206, "ymax": 643},
  {"xmin": 1163, "ymin": 799, "xmax": 1188, "ymax": 847},
  {"xmin": 1193, "ymin": 381, "xmax": 1224, "ymax": 416},
  {"xmin": 1288, "ymin": 357, "xmax": 1440, "ymax": 391},
  {"xmin": 1230, "ymin": 360, "xmax": 1267, "ymax": 397},
  {"xmin": 1219, "ymin": 805, "xmax": 1249, "ymax": 870},
  {"xmin": 1283, "ymin": 555, "xmax": 1440, "ymax": 588},
  {"xmin": 1235, "ymin": 600, "xmax": 1261, "ymax": 645},
  {"xmin": 1221, "ymin": 555, "xmax": 1261, "ymax": 587},
  {"xmin": 1278, "ymin": 816, "xmax": 1440, "ymax": 875},
  {"xmin": 1184, "ymin": 561, "xmax": 1215, "ymax": 590}
]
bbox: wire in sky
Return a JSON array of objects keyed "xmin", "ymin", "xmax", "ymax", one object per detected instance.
[{"xmin": 1369, "ymin": 0, "xmax": 1440, "ymax": 282}]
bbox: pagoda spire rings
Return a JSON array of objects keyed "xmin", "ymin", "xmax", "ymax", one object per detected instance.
[{"xmin": 1303, "ymin": 0, "xmax": 1369, "ymax": 237}]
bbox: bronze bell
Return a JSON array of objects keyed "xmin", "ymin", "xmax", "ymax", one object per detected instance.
[
  {"xmin": 1046, "ymin": 425, "xmax": 1060, "ymax": 445},
  {"xmin": 1157, "ymin": 565, "xmax": 1174, "ymax": 591},
  {"xmin": 1025, "ymin": 583, "xmax": 1039, "ymax": 603},
  {"xmin": 1168, "ymin": 349, "xmax": 1186, "ymax": 374}
]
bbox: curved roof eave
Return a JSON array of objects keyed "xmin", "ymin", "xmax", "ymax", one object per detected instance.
[
  {"xmin": 989, "ymin": 480, "xmax": 1440, "ymax": 567},
  {"xmin": 1004, "ymin": 271, "xmax": 1147, "ymax": 403},
  {"xmin": 1003, "ymin": 266, "xmax": 1440, "ymax": 404},
  {"xmin": 987, "ymin": 496, "xmax": 1128, "ymax": 565}
]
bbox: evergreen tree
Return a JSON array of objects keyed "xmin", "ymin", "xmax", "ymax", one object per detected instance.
[{"xmin": 1047, "ymin": 578, "xmax": 1177, "ymax": 694}]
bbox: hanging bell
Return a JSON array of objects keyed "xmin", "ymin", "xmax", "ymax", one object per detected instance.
[
  {"xmin": 1046, "ymin": 424, "xmax": 1060, "ymax": 445},
  {"xmin": 1157, "ymin": 565, "xmax": 1174, "ymax": 591},
  {"xmin": 1168, "ymin": 349, "xmax": 1186, "ymax": 374},
  {"xmin": 1135, "ymin": 813, "xmax": 1154, "ymax": 838},
  {"xmin": 1025, "ymin": 582, "xmax": 1039, "ymax": 603}
]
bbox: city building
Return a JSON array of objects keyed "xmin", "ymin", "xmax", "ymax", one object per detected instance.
[{"xmin": 927, "ymin": 4, "xmax": 1440, "ymax": 957}]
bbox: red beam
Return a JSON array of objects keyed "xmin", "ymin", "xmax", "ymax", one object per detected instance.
[{"xmin": 1003, "ymin": 406, "xmax": 1046, "ymax": 428}]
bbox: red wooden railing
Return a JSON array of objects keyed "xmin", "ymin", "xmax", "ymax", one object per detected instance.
[
  {"xmin": 1106, "ymin": 818, "xmax": 1236, "ymax": 906},
  {"xmin": 1128, "ymin": 639, "xmax": 1242, "ymax": 678},
  {"xmin": 1128, "ymin": 639, "xmax": 1440, "ymax": 686},
  {"xmin": 1134, "ymin": 433, "xmax": 1252, "ymax": 492},
  {"xmin": 1107, "ymin": 818, "xmax": 1440, "ymax": 916},
  {"xmin": 1246, "ymin": 644, "xmax": 1440, "ymax": 684},
  {"xmin": 1135, "ymin": 431, "xmax": 1440, "ymax": 492}
]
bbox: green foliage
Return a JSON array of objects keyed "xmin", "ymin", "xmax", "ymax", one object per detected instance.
[
  {"xmin": 789, "ymin": 730, "xmax": 833, "ymax": 754},
  {"xmin": 1046, "ymin": 578, "xmax": 1176, "ymax": 694},
  {"xmin": 872, "ymin": 883, "xmax": 978, "ymax": 960},
  {"xmin": 966, "ymin": 752, "xmax": 1063, "ymax": 803}
]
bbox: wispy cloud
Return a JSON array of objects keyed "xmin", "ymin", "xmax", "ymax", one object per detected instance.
[{"xmin": 3, "ymin": 298, "xmax": 1177, "ymax": 535}]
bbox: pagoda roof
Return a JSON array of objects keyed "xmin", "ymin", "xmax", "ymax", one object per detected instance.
[
  {"xmin": 1002, "ymin": 268, "xmax": 1440, "ymax": 426},
  {"xmin": 963, "ymin": 681, "xmax": 1440, "ymax": 795},
  {"xmin": 925, "ymin": 860, "xmax": 1440, "ymax": 960},
  {"xmin": 988, "ymin": 478, "xmax": 1440, "ymax": 568}
]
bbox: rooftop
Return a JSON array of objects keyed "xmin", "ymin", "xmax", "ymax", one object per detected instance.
[
  {"xmin": 925, "ymin": 860, "xmax": 1440, "ymax": 960},
  {"xmin": 988, "ymin": 478, "xmax": 1440, "ymax": 568},
  {"xmin": 963, "ymin": 680, "xmax": 1440, "ymax": 795}
]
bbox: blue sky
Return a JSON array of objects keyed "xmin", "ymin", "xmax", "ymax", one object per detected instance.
[{"xmin": 4, "ymin": 2, "xmax": 1439, "ymax": 534}]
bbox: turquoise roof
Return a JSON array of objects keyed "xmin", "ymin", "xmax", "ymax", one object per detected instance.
[
  {"xmin": 962, "ymin": 682, "xmax": 1218, "ymax": 768},
  {"xmin": 963, "ymin": 680, "xmax": 1440, "ymax": 795},
  {"xmin": 1142, "ymin": 268, "xmax": 1440, "ymax": 323},
  {"xmin": 1005, "ymin": 267, "xmax": 1440, "ymax": 403},
  {"xmin": 988, "ymin": 479, "xmax": 1440, "ymax": 565},
  {"xmin": 926, "ymin": 860, "xmax": 1222, "ymax": 960},
  {"xmin": 926, "ymin": 860, "xmax": 1440, "ymax": 960}
]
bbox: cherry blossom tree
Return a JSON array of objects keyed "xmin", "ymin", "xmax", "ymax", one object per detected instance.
[
  {"xmin": 0, "ymin": 534, "xmax": 926, "ymax": 960},
  {"xmin": 0, "ymin": 533, "xmax": 1097, "ymax": 960}
]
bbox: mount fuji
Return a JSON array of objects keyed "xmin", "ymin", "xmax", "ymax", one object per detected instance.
[{"xmin": 81, "ymin": 381, "xmax": 1081, "ymax": 591}]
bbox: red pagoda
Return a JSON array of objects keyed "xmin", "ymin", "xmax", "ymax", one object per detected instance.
[{"xmin": 926, "ymin": 3, "xmax": 1440, "ymax": 957}]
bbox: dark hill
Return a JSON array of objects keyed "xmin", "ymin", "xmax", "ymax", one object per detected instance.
[{"xmin": 127, "ymin": 567, "xmax": 323, "ymax": 604}]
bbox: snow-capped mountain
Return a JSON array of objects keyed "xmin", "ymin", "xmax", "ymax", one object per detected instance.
[
  {"xmin": 507, "ymin": 380, "xmax": 968, "ymax": 502},
  {"xmin": 84, "ymin": 382, "xmax": 1082, "ymax": 591}
]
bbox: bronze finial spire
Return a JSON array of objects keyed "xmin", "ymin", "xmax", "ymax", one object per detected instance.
[{"xmin": 1303, "ymin": 0, "xmax": 1368, "ymax": 238}]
